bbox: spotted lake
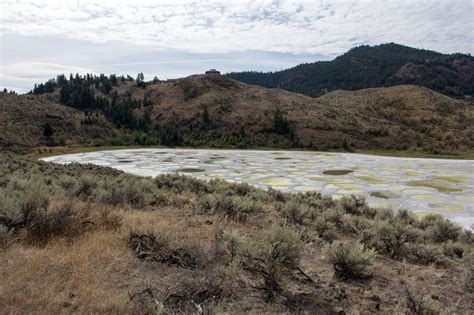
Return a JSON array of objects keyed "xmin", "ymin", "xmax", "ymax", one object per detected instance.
[{"xmin": 42, "ymin": 149, "xmax": 474, "ymax": 229}]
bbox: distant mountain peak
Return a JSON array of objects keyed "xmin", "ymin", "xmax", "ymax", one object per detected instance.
[{"xmin": 227, "ymin": 43, "xmax": 473, "ymax": 98}]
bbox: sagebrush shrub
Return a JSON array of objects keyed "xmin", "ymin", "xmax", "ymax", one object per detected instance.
[
  {"xmin": 402, "ymin": 286, "xmax": 438, "ymax": 315},
  {"xmin": 215, "ymin": 229, "xmax": 243, "ymax": 264},
  {"xmin": 339, "ymin": 195, "xmax": 370, "ymax": 216},
  {"xmin": 281, "ymin": 199, "xmax": 308, "ymax": 225},
  {"xmin": 366, "ymin": 221, "xmax": 419, "ymax": 258},
  {"xmin": 314, "ymin": 217, "xmax": 338, "ymax": 242},
  {"xmin": 324, "ymin": 240, "xmax": 375, "ymax": 280},
  {"xmin": 442, "ymin": 241, "xmax": 465, "ymax": 259},
  {"xmin": 26, "ymin": 201, "xmax": 85, "ymax": 244},
  {"xmin": 74, "ymin": 174, "xmax": 98, "ymax": 198},
  {"xmin": 427, "ymin": 217, "xmax": 461, "ymax": 243},
  {"xmin": 406, "ymin": 243, "xmax": 441, "ymax": 265},
  {"xmin": 243, "ymin": 223, "xmax": 303, "ymax": 299},
  {"xmin": 213, "ymin": 195, "xmax": 262, "ymax": 221}
]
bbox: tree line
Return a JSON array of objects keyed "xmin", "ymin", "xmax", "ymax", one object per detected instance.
[{"xmin": 227, "ymin": 43, "xmax": 474, "ymax": 98}]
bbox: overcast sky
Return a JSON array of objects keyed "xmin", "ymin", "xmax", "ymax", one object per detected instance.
[{"xmin": 1, "ymin": 0, "xmax": 473, "ymax": 93}]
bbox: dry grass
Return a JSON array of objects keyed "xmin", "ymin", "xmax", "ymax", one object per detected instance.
[
  {"xmin": 0, "ymin": 153, "xmax": 472, "ymax": 314},
  {"xmin": 0, "ymin": 231, "xmax": 133, "ymax": 314}
]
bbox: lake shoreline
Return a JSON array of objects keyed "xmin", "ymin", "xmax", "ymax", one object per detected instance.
[
  {"xmin": 30, "ymin": 145, "xmax": 474, "ymax": 160},
  {"xmin": 41, "ymin": 148, "xmax": 474, "ymax": 230}
]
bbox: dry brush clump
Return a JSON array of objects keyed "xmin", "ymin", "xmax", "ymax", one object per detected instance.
[
  {"xmin": 324, "ymin": 240, "xmax": 375, "ymax": 280},
  {"xmin": 241, "ymin": 223, "xmax": 304, "ymax": 300}
]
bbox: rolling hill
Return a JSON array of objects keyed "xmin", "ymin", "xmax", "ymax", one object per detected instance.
[
  {"xmin": 2, "ymin": 74, "xmax": 473, "ymax": 153},
  {"xmin": 226, "ymin": 43, "xmax": 474, "ymax": 98},
  {"xmin": 0, "ymin": 93, "xmax": 117, "ymax": 150}
]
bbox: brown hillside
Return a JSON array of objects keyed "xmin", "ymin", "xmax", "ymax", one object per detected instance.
[
  {"xmin": 2, "ymin": 75, "xmax": 473, "ymax": 151},
  {"xmin": 0, "ymin": 93, "xmax": 117, "ymax": 150},
  {"xmin": 126, "ymin": 75, "xmax": 473, "ymax": 150}
]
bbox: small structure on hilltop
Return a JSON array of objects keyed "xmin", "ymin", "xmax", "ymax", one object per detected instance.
[{"xmin": 205, "ymin": 69, "xmax": 221, "ymax": 75}]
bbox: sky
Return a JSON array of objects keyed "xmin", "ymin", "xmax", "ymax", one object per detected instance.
[{"xmin": 1, "ymin": 0, "xmax": 473, "ymax": 93}]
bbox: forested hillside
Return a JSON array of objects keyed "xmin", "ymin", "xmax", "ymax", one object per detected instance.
[
  {"xmin": 2, "ymin": 72, "xmax": 472, "ymax": 154},
  {"xmin": 227, "ymin": 43, "xmax": 474, "ymax": 98}
]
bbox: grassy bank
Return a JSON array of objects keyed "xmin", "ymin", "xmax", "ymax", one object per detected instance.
[{"xmin": 0, "ymin": 153, "xmax": 472, "ymax": 313}]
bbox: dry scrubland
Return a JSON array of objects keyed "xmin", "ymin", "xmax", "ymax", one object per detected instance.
[
  {"xmin": 0, "ymin": 153, "xmax": 473, "ymax": 314},
  {"xmin": 2, "ymin": 74, "xmax": 473, "ymax": 154}
]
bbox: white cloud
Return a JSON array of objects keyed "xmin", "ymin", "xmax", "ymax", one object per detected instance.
[
  {"xmin": 1, "ymin": 0, "xmax": 473, "ymax": 55},
  {"xmin": 1, "ymin": 0, "xmax": 473, "ymax": 92},
  {"xmin": 0, "ymin": 62, "xmax": 94, "ymax": 92}
]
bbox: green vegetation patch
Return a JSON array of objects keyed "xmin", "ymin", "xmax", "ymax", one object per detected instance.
[
  {"xmin": 406, "ymin": 180, "xmax": 462, "ymax": 192},
  {"xmin": 402, "ymin": 189, "xmax": 434, "ymax": 195},
  {"xmin": 175, "ymin": 168, "xmax": 206, "ymax": 173},
  {"xmin": 428, "ymin": 203, "xmax": 464, "ymax": 212},
  {"xmin": 275, "ymin": 157, "xmax": 291, "ymax": 160},
  {"xmin": 455, "ymin": 195, "xmax": 474, "ymax": 202},
  {"xmin": 288, "ymin": 171, "xmax": 307, "ymax": 175},
  {"xmin": 370, "ymin": 191, "xmax": 401, "ymax": 199},
  {"xmin": 294, "ymin": 185, "xmax": 320, "ymax": 191},
  {"xmin": 323, "ymin": 169, "xmax": 354, "ymax": 176},
  {"xmin": 261, "ymin": 177, "xmax": 293, "ymax": 186},
  {"xmin": 411, "ymin": 194, "xmax": 446, "ymax": 202},
  {"xmin": 309, "ymin": 177, "xmax": 352, "ymax": 183},
  {"xmin": 432, "ymin": 176, "xmax": 467, "ymax": 183},
  {"xmin": 357, "ymin": 176, "xmax": 386, "ymax": 183},
  {"xmin": 404, "ymin": 172, "xmax": 422, "ymax": 177},
  {"xmin": 334, "ymin": 183, "xmax": 363, "ymax": 188}
]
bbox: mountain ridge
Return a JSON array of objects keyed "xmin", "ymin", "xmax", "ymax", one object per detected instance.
[{"xmin": 226, "ymin": 43, "xmax": 474, "ymax": 98}]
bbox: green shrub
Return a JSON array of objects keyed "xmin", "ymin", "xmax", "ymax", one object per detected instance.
[
  {"xmin": 401, "ymin": 286, "xmax": 439, "ymax": 315},
  {"xmin": 154, "ymin": 174, "xmax": 210, "ymax": 195},
  {"xmin": 459, "ymin": 229, "xmax": 473, "ymax": 244},
  {"xmin": 314, "ymin": 217, "xmax": 338, "ymax": 242},
  {"xmin": 195, "ymin": 194, "xmax": 216, "ymax": 213},
  {"xmin": 426, "ymin": 217, "xmax": 461, "ymax": 243},
  {"xmin": 442, "ymin": 241, "xmax": 465, "ymax": 259},
  {"xmin": 374, "ymin": 207, "xmax": 394, "ymax": 221},
  {"xmin": 99, "ymin": 175, "xmax": 152, "ymax": 207},
  {"xmin": 339, "ymin": 195, "xmax": 372, "ymax": 216},
  {"xmin": 395, "ymin": 208, "xmax": 417, "ymax": 225},
  {"xmin": 0, "ymin": 179, "xmax": 49, "ymax": 231},
  {"xmin": 321, "ymin": 206, "xmax": 345, "ymax": 228},
  {"xmin": 280, "ymin": 199, "xmax": 308, "ymax": 225},
  {"xmin": 243, "ymin": 224, "xmax": 303, "ymax": 299},
  {"xmin": 406, "ymin": 243, "xmax": 441, "ymax": 265},
  {"xmin": 324, "ymin": 240, "xmax": 375, "ymax": 280},
  {"xmin": 215, "ymin": 229, "xmax": 243, "ymax": 264},
  {"xmin": 214, "ymin": 195, "xmax": 262, "ymax": 221},
  {"xmin": 74, "ymin": 174, "xmax": 98, "ymax": 199},
  {"xmin": 96, "ymin": 207, "xmax": 123, "ymax": 230},
  {"xmin": 26, "ymin": 201, "xmax": 85, "ymax": 244},
  {"xmin": 266, "ymin": 187, "xmax": 286, "ymax": 202},
  {"xmin": 417, "ymin": 213, "xmax": 443, "ymax": 230},
  {"xmin": 366, "ymin": 221, "xmax": 419, "ymax": 258}
]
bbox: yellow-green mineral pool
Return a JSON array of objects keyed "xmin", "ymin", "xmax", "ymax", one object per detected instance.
[{"xmin": 42, "ymin": 149, "xmax": 474, "ymax": 230}]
